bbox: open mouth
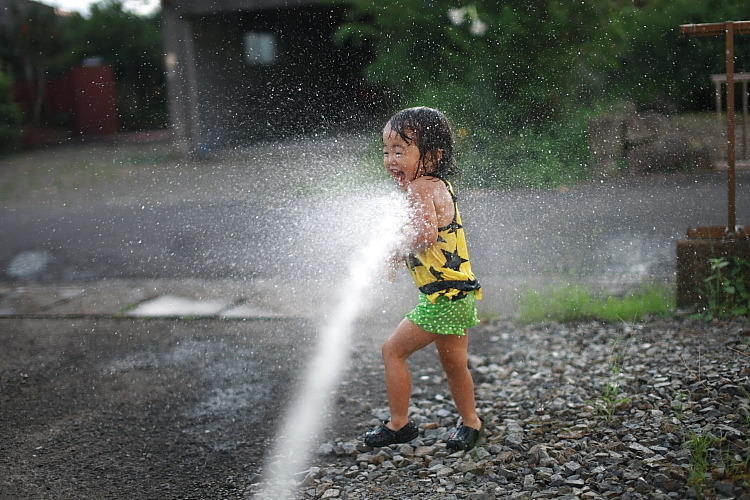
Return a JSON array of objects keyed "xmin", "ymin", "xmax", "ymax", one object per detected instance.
[{"xmin": 390, "ymin": 170, "xmax": 407, "ymax": 187}]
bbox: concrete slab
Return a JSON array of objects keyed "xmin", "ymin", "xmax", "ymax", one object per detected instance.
[
  {"xmin": 0, "ymin": 286, "xmax": 85, "ymax": 315},
  {"xmin": 43, "ymin": 283, "xmax": 154, "ymax": 316},
  {"xmin": 0, "ymin": 280, "xmax": 308, "ymax": 319},
  {"xmin": 125, "ymin": 294, "xmax": 233, "ymax": 318},
  {"xmin": 219, "ymin": 302, "xmax": 286, "ymax": 319}
]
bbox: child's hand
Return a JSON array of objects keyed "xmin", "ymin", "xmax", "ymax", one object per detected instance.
[
  {"xmin": 384, "ymin": 254, "xmax": 401, "ymax": 283},
  {"xmin": 385, "ymin": 266, "xmax": 396, "ymax": 283}
]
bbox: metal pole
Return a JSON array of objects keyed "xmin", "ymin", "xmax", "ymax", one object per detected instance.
[{"xmin": 726, "ymin": 22, "xmax": 737, "ymax": 233}]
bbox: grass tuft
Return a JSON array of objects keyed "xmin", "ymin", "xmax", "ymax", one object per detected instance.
[{"xmin": 518, "ymin": 283, "xmax": 674, "ymax": 324}]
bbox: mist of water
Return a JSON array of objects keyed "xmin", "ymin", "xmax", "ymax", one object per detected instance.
[{"xmin": 254, "ymin": 192, "xmax": 406, "ymax": 499}]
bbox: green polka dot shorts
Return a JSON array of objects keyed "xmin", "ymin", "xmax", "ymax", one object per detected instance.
[{"xmin": 406, "ymin": 291, "xmax": 479, "ymax": 336}]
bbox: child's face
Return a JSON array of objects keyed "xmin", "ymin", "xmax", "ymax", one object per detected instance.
[{"xmin": 382, "ymin": 124, "xmax": 423, "ymax": 191}]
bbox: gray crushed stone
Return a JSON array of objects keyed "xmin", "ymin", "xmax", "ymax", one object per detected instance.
[{"xmin": 251, "ymin": 315, "xmax": 750, "ymax": 500}]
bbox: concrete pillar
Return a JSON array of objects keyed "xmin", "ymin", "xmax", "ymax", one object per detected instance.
[{"xmin": 162, "ymin": 7, "xmax": 201, "ymax": 155}]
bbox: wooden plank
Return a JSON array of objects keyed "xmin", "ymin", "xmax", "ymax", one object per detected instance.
[
  {"xmin": 711, "ymin": 72, "xmax": 750, "ymax": 83},
  {"xmin": 680, "ymin": 21, "xmax": 750, "ymax": 37}
]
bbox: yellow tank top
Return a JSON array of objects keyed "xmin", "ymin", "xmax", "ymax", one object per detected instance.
[{"xmin": 406, "ymin": 181, "xmax": 482, "ymax": 303}]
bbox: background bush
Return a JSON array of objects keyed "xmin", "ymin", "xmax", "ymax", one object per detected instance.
[
  {"xmin": 0, "ymin": 65, "xmax": 22, "ymax": 155},
  {"xmin": 0, "ymin": 0, "xmax": 165, "ymax": 135},
  {"xmin": 334, "ymin": 0, "xmax": 750, "ymax": 188}
]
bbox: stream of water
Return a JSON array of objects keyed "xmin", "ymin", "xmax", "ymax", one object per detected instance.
[{"xmin": 255, "ymin": 194, "xmax": 405, "ymax": 499}]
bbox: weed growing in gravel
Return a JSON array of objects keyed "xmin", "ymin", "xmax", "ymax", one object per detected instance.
[
  {"xmin": 696, "ymin": 256, "xmax": 750, "ymax": 320},
  {"xmin": 679, "ymin": 382, "xmax": 750, "ymax": 497},
  {"xmin": 595, "ymin": 331, "xmax": 632, "ymax": 421},
  {"xmin": 596, "ymin": 364, "xmax": 630, "ymax": 421},
  {"xmin": 686, "ymin": 430, "xmax": 716, "ymax": 497},
  {"xmin": 671, "ymin": 391, "xmax": 687, "ymax": 420},
  {"xmin": 720, "ymin": 398, "xmax": 750, "ymax": 490},
  {"xmin": 518, "ymin": 283, "xmax": 674, "ymax": 323}
]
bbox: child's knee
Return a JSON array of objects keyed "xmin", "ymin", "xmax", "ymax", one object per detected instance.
[
  {"xmin": 439, "ymin": 351, "xmax": 468, "ymax": 374},
  {"xmin": 380, "ymin": 340, "xmax": 390, "ymax": 359},
  {"xmin": 382, "ymin": 337, "xmax": 411, "ymax": 362},
  {"xmin": 381, "ymin": 338, "xmax": 398, "ymax": 360}
]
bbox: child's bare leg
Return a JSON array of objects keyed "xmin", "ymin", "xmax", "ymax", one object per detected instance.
[
  {"xmin": 381, "ymin": 319, "xmax": 434, "ymax": 430},
  {"xmin": 434, "ymin": 332, "xmax": 482, "ymax": 430}
]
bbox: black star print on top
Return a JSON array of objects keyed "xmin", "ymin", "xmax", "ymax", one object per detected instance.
[
  {"xmin": 404, "ymin": 180, "xmax": 481, "ymax": 303},
  {"xmin": 441, "ymin": 249, "xmax": 468, "ymax": 271}
]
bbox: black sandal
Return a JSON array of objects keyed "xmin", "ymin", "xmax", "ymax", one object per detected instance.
[
  {"xmin": 363, "ymin": 420, "xmax": 419, "ymax": 447},
  {"xmin": 446, "ymin": 419, "xmax": 484, "ymax": 451}
]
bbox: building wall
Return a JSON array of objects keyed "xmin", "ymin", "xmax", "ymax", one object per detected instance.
[
  {"xmin": 163, "ymin": 0, "xmax": 376, "ymax": 154},
  {"xmin": 164, "ymin": 0, "xmax": 321, "ymax": 16}
]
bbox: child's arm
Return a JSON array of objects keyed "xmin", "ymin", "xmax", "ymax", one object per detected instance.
[
  {"xmin": 405, "ymin": 178, "xmax": 439, "ymax": 254},
  {"xmin": 386, "ymin": 177, "xmax": 452, "ymax": 271}
]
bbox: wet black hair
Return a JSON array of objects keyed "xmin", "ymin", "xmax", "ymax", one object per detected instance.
[{"xmin": 385, "ymin": 106, "xmax": 458, "ymax": 179}]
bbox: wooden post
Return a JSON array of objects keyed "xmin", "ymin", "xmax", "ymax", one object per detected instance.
[
  {"xmin": 680, "ymin": 20, "xmax": 750, "ymax": 234},
  {"xmin": 727, "ymin": 22, "xmax": 736, "ymax": 232}
]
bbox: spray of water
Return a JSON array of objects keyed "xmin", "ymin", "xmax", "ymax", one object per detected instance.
[{"xmin": 255, "ymin": 192, "xmax": 407, "ymax": 499}]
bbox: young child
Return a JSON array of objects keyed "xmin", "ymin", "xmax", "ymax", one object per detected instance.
[{"xmin": 364, "ymin": 107, "xmax": 484, "ymax": 451}]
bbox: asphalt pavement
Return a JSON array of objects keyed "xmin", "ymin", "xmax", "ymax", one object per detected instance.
[{"xmin": 1, "ymin": 131, "xmax": 749, "ymax": 319}]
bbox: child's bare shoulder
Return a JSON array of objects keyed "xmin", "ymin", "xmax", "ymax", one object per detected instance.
[
  {"xmin": 410, "ymin": 176, "xmax": 448, "ymax": 197},
  {"xmin": 409, "ymin": 176, "xmax": 453, "ymax": 216}
]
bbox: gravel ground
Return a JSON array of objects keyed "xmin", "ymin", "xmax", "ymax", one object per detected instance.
[
  {"xmin": 4, "ymin": 312, "xmax": 747, "ymax": 500},
  {"xmin": 252, "ymin": 315, "xmax": 750, "ymax": 500}
]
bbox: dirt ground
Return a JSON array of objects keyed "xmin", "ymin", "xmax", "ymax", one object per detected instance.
[
  {"xmin": 0, "ymin": 317, "xmax": 313, "ymax": 499},
  {"xmin": 0, "ymin": 310, "xmax": 476, "ymax": 499}
]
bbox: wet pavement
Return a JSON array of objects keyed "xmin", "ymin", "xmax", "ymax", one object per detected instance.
[
  {"xmin": 2, "ymin": 130, "xmax": 750, "ymax": 328},
  {"xmin": 0, "ymin": 279, "xmax": 295, "ymax": 320}
]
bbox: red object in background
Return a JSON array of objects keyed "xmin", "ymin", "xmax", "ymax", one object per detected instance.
[
  {"xmin": 11, "ymin": 64, "xmax": 119, "ymax": 143},
  {"xmin": 46, "ymin": 76, "xmax": 74, "ymax": 118},
  {"xmin": 70, "ymin": 65, "xmax": 119, "ymax": 136}
]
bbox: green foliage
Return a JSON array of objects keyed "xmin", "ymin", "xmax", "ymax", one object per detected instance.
[
  {"xmin": 73, "ymin": 1, "xmax": 166, "ymax": 130},
  {"xmin": 697, "ymin": 256, "xmax": 750, "ymax": 320},
  {"xmin": 0, "ymin": 65, "xmax": 22, "ymax": 155},
  {"xmin": 334, "ymin": 0, "xmax": 627, "ymax": 129},
  {"xmin": 457, "ymin": 106, "xmax": 592, "ymax": 189},
  {"xmin": 518, "ymin": 283, "xmax": 674, "ymax": 324},
  {"xmin": 0, "ymin": 0, "xmax": 165, "ymax": 131},
  {"xmin": 622, "ymin": 0, "xmax": 750, "ymax": 111},
  {"xmin": 682, "ymin": 410, "xmax": 750, "ymax": 498},
  {"xmin": 333, "ymin": 0, "xmax": 750, "ymax": 188},
  {"xmin": 335, "ymin": 0, "xmax": 750, "ymax": 118},
  {"xmin": 686, "ymin": 430, "xmax": 717, "ymax": 496},
  {"xmin": 0, "ymin": 2, "xmax": 71, "ymax": 125},
  {"xmin": 594, "ymin": 331, "xmax": 633, "ymax": 421},
  {"xmin": 597, "ymin": 371, "xmax": 630, "ymax": 422}
]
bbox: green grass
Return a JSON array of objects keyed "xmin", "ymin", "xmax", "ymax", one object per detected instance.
[
  {"xmin": 518, "ymin": 283, "xmax": 675, "ymax": 324},
  {"xmin": 686, "ymin": 430, "xmax": 716, "ymax": 497},
  {"xmin": 680, "ymin": 404, "xmax": 750, "ymax": 498}
]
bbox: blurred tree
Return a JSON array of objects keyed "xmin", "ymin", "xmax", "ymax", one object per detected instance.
[
  {"xmin": 332, "ymin": 0, "xmax": 634, "ymax": 187},
  {"xmin": 0, "ymin": 1, "xmax": 70, "ymax": 125},
  {"xmin": 333, "ymin": 0, "xmax": 631, "ymax": 132},
  {"xmin": 0, "ymin": 0, "xmax": 165, "ymax": 131},
  {"xmin": 334, "ymin": 0, "xmax": 750, "ymax": 127},
  {"xmin": 72, "ymin": 0, "xmax": 166, "ymax": 130},
  {"xmin": 0, "ymin": 64, "xmax": 22, "ymax": 154},
  {"xmin": 618, "ymin": 0, "xmax": 750, "ymax": 112},
  {"xmin": 332, "ymin": 0, "xmax": 750, "ymax": 187}
]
